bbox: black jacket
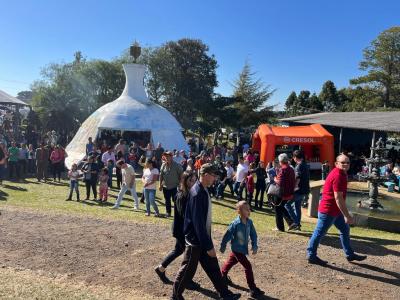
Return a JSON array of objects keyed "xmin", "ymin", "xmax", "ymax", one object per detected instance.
[
  {"xmin": 295, "ymin": 160, "xmax": 310, "ymax": 194},
  {"xmin": 172, "ymin": 190, "xmax": 189, "ymax": 242},
  {"xmin": 184, "ymin": 181, "xmax": 214, "ymax": 251}
]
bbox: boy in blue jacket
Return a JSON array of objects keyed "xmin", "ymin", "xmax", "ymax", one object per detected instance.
[{"xmin": 220, "ymin": 201, "xmax": 264, "ymax": 298}]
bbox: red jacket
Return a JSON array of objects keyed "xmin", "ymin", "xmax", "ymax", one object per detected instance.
[
  {"xmin": 246, "ymin": 174, "xmax": 255, "ymax": 194},
  {"xmin": 275, "ymin": 164, "xmax": 295, "ymax": 201}
]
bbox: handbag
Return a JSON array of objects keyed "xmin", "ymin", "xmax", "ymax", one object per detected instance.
[{"xmin": 267, "ymin": 183, "xmax": 281, "ymax": 197}]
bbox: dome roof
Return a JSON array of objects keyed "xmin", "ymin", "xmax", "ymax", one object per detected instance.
[{"xmin": 65, "ymin": 64, "xmax": 188, "ymax": 168}]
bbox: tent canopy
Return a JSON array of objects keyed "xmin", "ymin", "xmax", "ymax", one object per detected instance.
[
  {"xmin": 65, "ymin": 64, "xmax": 188, "ymax": 169},
  {"xmin": 252, "ymin": 124, "xmax": 335, "ymax": 167}
]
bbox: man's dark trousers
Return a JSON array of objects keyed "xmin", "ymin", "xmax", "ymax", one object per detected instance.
[
  {"xmin": 172, "ymin": 245, "xmax": 230, "ymax": 298},
  {"xmin": 163, "ymin": 187, "xmax": 177, "ymax": 215}
]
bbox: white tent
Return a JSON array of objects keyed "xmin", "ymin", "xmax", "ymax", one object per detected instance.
[{"xmin": 65, "ymin": 63, "xmax": 188, "ymax": 169}]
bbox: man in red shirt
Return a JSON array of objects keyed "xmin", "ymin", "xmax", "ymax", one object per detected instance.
[{"xmin": 307, "ymin": 154, "xmax": 367, "ymax": 265}]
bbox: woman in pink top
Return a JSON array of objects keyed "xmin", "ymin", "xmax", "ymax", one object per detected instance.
[
  {"xmin": 50, "ymin": 145, "xmax": 64, "ymax": 182},
  {"xmin": 245, "ymin": 150, "xmax": 255, "ymax": 164}
]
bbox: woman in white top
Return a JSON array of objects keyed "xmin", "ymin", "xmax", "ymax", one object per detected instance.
[{"xmin": 142, "ymin": 158, "xmax": 160, "ymax": 217}]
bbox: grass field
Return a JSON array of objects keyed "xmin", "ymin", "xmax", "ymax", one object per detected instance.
[
  {"xmin": 1, "ymin": 178, "xmax": 399, "ymax": 300},
  {"xmin": 1, "ymin": 177, "xmax": 399, "ymax": 242}
]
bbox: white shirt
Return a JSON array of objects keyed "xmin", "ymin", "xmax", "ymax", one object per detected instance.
[
  {"xmin": 225, "ymin": 166, "xmax": 234, "ymax": 179},
  {"xmin": 122, "ymin": 165, "xmax": 136, "ymax": 187},
  {"xmin": 235, "ymin": 163, "xmax": 249, "ymax": 183},
  {"xmin": 142, "ymin": 168, "xmax": 159, "ymax": 190},
  {"xmin": 102, "ymin": 151, "xmax": 116, "ymax": 165}
]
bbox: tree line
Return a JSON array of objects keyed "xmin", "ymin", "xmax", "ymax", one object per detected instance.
[
  {"xmin": 22, "ymin": 39, "xmax": 273, "ymax": 138},
  {"xmin": 285, "ymin": 26, "xmax": 400, "ymax": 116},
  {"xmin": 18, "ymin": 26, "xmax": 400, "ymax": 138}
]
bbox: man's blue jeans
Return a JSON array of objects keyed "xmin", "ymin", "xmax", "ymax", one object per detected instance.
[
  {"xmin": 284, "ymin": 193, "xmax": 304, "ymax": 225},
  {"xmin": 307, "ymin": 212, "xmax": 354, "ymax": 259}
]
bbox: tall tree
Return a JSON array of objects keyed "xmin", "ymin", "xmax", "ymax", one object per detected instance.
[
  {"xmin": 341, "ymin": 86, "xmax": 382, "ymax": 111},
  {"xmin": 284, "ymin": 91, "xmax": 298, "ymax": 116},
  {"xmin": 231, "ymin": 61, "xmax": 275, "ymax": 128},
  {"xmin": 142, "ymin": 39, "xmax": 218, "ymax": 130},
  {"xmin": 350, "ymin": 26, "xmax": 400, "ymax": 108},
  {"xmin": 308, "ymin": 92, "xmax": 323, "ymax": 112},
  {"xmin": 319, "ymin": 80, "xmax": 340, "ymax": 111},
  {"xmin": 16, "ymin": 90, "xmax": 34, "ymax": 103}
]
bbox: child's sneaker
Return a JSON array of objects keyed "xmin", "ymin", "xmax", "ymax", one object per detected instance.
[{"xmin": 250, "ymin": 287, "xmax": 265, "ymax": 298}]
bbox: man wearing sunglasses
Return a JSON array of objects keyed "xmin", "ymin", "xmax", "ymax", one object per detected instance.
[{"xmin": 307, "ymin": 154, "xmax": 367, "ymax": 265}]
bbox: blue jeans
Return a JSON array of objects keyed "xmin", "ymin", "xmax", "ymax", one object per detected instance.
[
  {"xmin": 284, "ymin": 193, "xmax": 304, "ymax": 225},
  {"xmin": 307, "ymin": 212, "xmax": 354, "ymax": 259},
  {"xmin": 144, "ymin": 188, "xmax": 159, "ymax": 215},
  {"xmin": 233, "ymin": 181, "xmax": 245, "ymax": 200},
  {"xmin": 68, "ymin": 180, "xmax": 79, "ymax": 199}
]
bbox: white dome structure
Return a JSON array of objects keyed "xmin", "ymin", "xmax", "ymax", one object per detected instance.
[{"xmin": 65, "ymin": 63, "xmax": 188, "ymax": 169}]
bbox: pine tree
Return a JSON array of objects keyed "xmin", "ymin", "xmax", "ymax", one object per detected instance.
[{"xmin": 231, "ymin": 61, "xmax": 275, "ymax": 127}]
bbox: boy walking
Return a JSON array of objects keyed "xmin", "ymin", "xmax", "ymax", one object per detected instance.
[{"xmin": 220, "ymin": 201, "xmax": 264, "ymax": 298}]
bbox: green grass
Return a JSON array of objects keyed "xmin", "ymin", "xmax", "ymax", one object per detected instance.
[{"xmin": 1, "ymin": 177, "xmax": 399, "ymax": 244}]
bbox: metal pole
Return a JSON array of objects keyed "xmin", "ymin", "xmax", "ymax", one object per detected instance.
[
  {"xmin": 338, "ymin": 128, "xmax": 343, "ymax": 153},
  {"xmin": 370, "ymin": 131, "xmax": 376, "ymax": 158},
  {"xmin": 368, "ymin": 131, "xmax": 376, "ymax": 184}
]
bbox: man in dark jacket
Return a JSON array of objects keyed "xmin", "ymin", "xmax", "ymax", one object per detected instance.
[
  {"xmin": 171, "ymin": 163, "xmax": 241, "ymax": 300},
  {"xmin": 285, "ymin": 150, "xmax": 310, "ymax": 230}
]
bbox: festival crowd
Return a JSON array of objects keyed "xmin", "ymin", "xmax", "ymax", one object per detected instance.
[{"xmin": 0, "ymin": 133, "xmax": 388, "ymax": 300}]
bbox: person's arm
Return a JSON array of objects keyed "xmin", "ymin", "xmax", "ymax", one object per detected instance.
[
  {"xmin": 249, "ymin": 221, "xmax": 258, "ymax": 254},
  {"xmin": 159, "ymin": 165, "xmax": 164, "ymax": 190},
  {"xmin": 274, "ymin": 170, "xmax": 282, "ymax": 185},
  {"xmin": 334, "ymin": 191, "xmax": 354, "ymax": 224},
  {"xmin": 220, "ymin": 222, "xmax": 235, "ymax": 253}
]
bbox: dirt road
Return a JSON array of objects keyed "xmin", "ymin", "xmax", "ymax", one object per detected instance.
[{"xmin": 0, "ymin": 208, "xmax": 399, "ymax": 299}]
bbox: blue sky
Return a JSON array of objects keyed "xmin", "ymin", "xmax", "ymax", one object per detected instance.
[{"xmin": 0, "ymin": 0, "xmax": 399, "ymax": 108}]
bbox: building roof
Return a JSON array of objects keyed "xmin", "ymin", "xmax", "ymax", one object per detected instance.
[
  {"xmin": 280, "ymin": 112, "xmax": 400, "ymax": 133},
  {"xmin": 0, "ymin": 90, "xmax": 28, "ymax": 106}
]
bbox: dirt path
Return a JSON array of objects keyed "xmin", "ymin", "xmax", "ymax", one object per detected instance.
[{"xmin": 0, "ymin": 207, "xmax": 399, "ymax": 299}]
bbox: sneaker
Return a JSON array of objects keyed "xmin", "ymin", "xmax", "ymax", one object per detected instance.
[
  {"xmin": 154, "ymin": 267, "xmax": 171, "ymax": 284},
  {"xmin": 66, "ymin": 198, "xmax": 72, "ymax": 201},
  {"xmin": 165, "ymin": 213, "xmax": 171, "ymax": 218},
  {"xmin": 288, "ymin": 223, "xmax": 298, "ymax": 231},
  {"xmin": 272, "ymin": 227, "xmax": 284, "ymax": 232},
  {"xmin": 133, "ymin": 206, "xmax": 139, "ymax": 211},
  {"xmin": 111, "ymin": 206, "xmax": 119, "ymax": 210},
  {"xmin": 222, "ymin": 274, "xmax": 233, "ymax": 286},
  {"xmin": 307, "ymin": 256, "xmax": 328, "ymax": 266},
  {"xmin": 220, "ymin": 292, "xmax": 241, "ymax": 300},
  {"xmin": 145, "ymin": 213, "xmax": 150, "ymax": 216},
  {"xmin": 250, "ymin": 287, "xmax": 265, "ymax": 298},
  {"xmin": 186, "ymin": 280, "xmax": 200, "ymax": 290},
  {"xmin": 347, "ymin": 254, "xmax": 367, "ymax": 262}
]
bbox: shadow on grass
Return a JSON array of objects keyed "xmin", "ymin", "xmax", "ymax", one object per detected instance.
[
  {"xmin": 2, "ymin": 184, "xmax": 28, "ymax": 192},
  {"xmin": 288, "ymin": 231, "xmax": 400, "ymax": 257},
  {"xmin": 45, "ymin": 181, "xmax": 69, "ymax": 187},
  {"xmin": 0, "ymin": 190, "xmax": 9, "ymax": 200},
  {"xmin": 325, "ymin": 262, "xmax": 400, "ymax": 286}
]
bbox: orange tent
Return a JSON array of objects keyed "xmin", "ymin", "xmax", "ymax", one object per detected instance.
[{"xmin": 252, "ymin": 124, "xmax": 334, "ymax": 168}]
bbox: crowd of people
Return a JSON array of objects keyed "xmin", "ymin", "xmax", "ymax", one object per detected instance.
[{"xmin": 0, "ymin": 132, "xmax": 379, "ymax": 299}]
